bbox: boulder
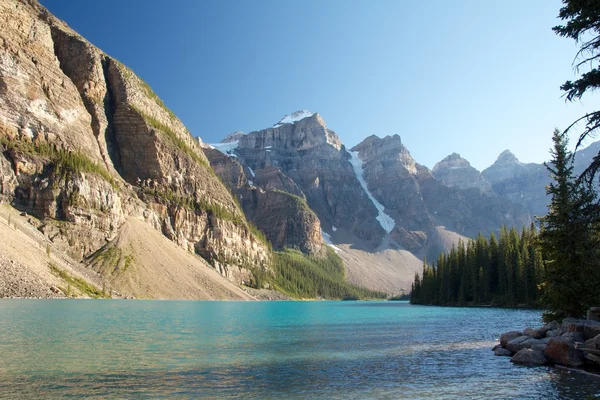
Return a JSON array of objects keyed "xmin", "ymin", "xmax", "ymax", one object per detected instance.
[
  {"xmin": 531, "ymin": 343, "xmax": 547, "ymax": 352},
  {"xmin": 561, "ymin": 318, "xmax": 586, "ymax": 333},
  {"xmin": 492, "ymin": 344, "xmax": 502, "ymax": 352},
  {"xmin": 511, "ymin": 348, "xmax": 548, "ymax": 366},
  {"xmin": 546, "ymin": 329, "xmax": 560, "ymax": 338},
  {"xmin": 561, "ymin": 332, "xmax": 585, "ymax": 343},
  {"xmin": 587, "ymin": 307, "xmax": 600, "ymax": 322},
  {"xmin": 583, "ymin": 321, "xmax": 600, "ymax": 340},
  {"xmin": 539, "ymin": 321, "xmax": 559, "ymax": 336},
  {"xmin": 584, "ymin": 334, "xmax": 600, "ymax": 350},
  {"xmin": 523, "ymin": 327, "xmax": 543, "ymax": 339},
  {"xmin": 500, "ymin": 331, "xmax": 523, "ymax": 348},
  {"xmin": 544, "ymin": 336, "xmax": 585, "ymax": 367},
  {"xmin": 506, "ymin": 336, "xmax": 542, "ymax": 353},
  {"xmin": 494, "ymin": 347, "xmax": 513, "ymax": 357}
]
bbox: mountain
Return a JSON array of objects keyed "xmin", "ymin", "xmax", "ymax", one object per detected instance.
[
  {"xmin": 210, "ymin": 114, "xmax": 533, "ymax": 292},
  {"xmin": 432, "ymin": 153, "xmax": 492, "ymax": 193},
  {"xmin": 481, "ymin": 150, "xmax": 550, "ymax": 217},
  {"xmin": 4, "ymin": 0, "xmax": 598, "ymax": 300},
  {"xmin": 0, "ymin": 0, "xmax": 270, "ymax": 298}
]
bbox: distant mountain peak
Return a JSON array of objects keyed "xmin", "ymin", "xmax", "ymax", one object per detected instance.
[
  {"xmin": 273, "ymin": 110, "xmax": 314, "ymax": 128},
  {"xmin": 221, "ymin": 130, "xmax": 246, "ymax": 143},
  {"xmin": 495, "ymin": 149, "xmax": 519, "ymax": 165},
  {"xmin": 433, "ymin": 153, "xmax": 472, "ymax": 172}
]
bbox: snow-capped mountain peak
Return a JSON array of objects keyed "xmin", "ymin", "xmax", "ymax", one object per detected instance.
[{"xmin": 273, "ymin": 110, "xmax": 314, "ymax": 128}]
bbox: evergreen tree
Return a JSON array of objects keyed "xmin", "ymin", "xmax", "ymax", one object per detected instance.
[
  {"xmin": 538, "ymin": 129, "xmax": 599, "ymax": 319},
  {"xmin": 553, "ymin": 0, "xmax": 600, "ymax": 183}
]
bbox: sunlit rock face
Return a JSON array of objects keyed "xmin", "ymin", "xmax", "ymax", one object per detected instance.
[
  {"xmin": 0, "ymin": 0, "xmax": 271, "ymax": 276},
  {"xmin": 482, "ymin": 150, "xmax": 549, "ymax": 217},
  {"xmin": 433, "ymin": 153, "xmax": 492, "ymax": 194}
]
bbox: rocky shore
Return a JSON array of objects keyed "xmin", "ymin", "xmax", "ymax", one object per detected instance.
[{"xmin": 494, "ymin": 310, "xmax": 600, "ymax": 370}]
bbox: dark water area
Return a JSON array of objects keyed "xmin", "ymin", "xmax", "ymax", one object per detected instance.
[{"xmin": 0, "ymin": 300, "xmax": 598, "ymax": 399}]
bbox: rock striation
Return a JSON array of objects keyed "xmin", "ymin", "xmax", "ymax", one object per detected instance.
[
  {"xmin": 432, "ymin": 153, "xmax": 492, "ymax": 193},
  {"xmin": 482, "ymin": 150, "xmax": 549, "ymax": 217},
  {"xmin": 0, "ymin": 0, "xmax": 271, "ymax": 297}
]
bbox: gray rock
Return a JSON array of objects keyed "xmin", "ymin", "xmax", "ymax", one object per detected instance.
[
  {"xmin": 561, "ymin": 332, "xmax": 585, "ymax": 343},
  {"xmin": 511, "ymin": 348, "xmax": 547, "ymax": 366},
  {"xmin": 584, "ymin": 334, "xmax": 600, "ymax": 350},
  {"xmin": 539, "ymin": 321, "xmax": 559, "ymax": 336},
  {"xmin": 583, "ymin": 321, "xmax": 600, "ymax": 340},
  {"xmin": 531, "ymin": 343, "xmax": 547, "ymax": 352},
  {"xmin": 506, "ymin": 336, "xmax": 542, "ymax": 353},
  {"xmin": 546, "ymin": 329, "xmax": 560, "ymax": 338},
  {"xmin": 561, "ymin": 318, "xmax": 586, "ymax": 333},
  {"xmin": 500, "ymin": 331, "xmax": 523, "ymax": 348},
  {"xmin": 494, "ymin": 347, "xmax": 513, "ymax": 357},
  {"xmin": 524, "ymin": 327, "xmax": 543, "ymax": 339}
]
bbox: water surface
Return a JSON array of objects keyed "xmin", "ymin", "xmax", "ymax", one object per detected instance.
[{"xmin": 0, "ymin": 300, "xmax": 598, "ymax": 399}]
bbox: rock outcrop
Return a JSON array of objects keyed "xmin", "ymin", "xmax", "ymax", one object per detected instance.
[
  {"xmin": 495, "ymin": 316, "xmax": 600, "ymax": 370},
  {"xmin": 482, "ymin": 150, "xmax": 549, "ymax": 217},
  {"xmin": 0, "ymin": 0, "xmax": 271, "ymax": 297},
  {"xmin": 203, "ymin": 147, "xmax": 323, "ymax": 254},
  {"xmin": 215, "ymin": 112, "xmax": 385, "ymax": 247},
  {"xmin": 432, "ymin": 153, "xmax": 492, "ymax": 193},
  {"xmin": 352, "ymin": 135, "xmax": 531, "ymax": 256}
]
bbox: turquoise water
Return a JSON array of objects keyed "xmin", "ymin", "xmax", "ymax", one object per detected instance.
[{"xmin": 0, "ymin": 300, "xmax": 598, "ymax": 399}]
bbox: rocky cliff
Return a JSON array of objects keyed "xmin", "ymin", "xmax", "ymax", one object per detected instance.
[
  {"xmin": 213, "ymin": 112, "xmax": 386, "ymax": 248},
  {"xmin": 351, "ymin": 135, "xmax": 531, "ymax": 258},
  {"xmin": 482, "ymin": 150, "xmax": 550, "ymax": 217},
  {"xmin": 203, "ymin": 146, "xmax": 323, "ymax": 254},
  {"xmin": 0, "ymin": 0, "xmax": 271, "ymax": 298},
  {"xmin": 432, "ymin": 153, "xmax": 492, "ymax": 193},
  {"xmin": 214, "ymin": 113, "xmax": 535, "ymax": 293}
]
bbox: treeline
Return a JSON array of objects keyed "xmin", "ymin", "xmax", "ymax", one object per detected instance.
[
  {"xmin": 270, "ymin": 248, "xmax": 387, "ymax": 300},
  {"xmin": 411, "ymin": 224, "xmax": 544, "ymax": 307}
]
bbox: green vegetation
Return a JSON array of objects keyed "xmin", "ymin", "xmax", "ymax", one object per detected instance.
[
  {"xmin": 272, "ymin": 189, "xmax": 315, "ymax": 215},
  {"xmin": 271, "ymin": 248, "xmax": 386, "ymax": 299},
  {"xmin": 130, "ymin": 105, "xmax": 210, "ymax": 171},
  {"xmin": 117, "ymin": 61, "xmax": 177, "ymax": 120},
  {"xmin": 49, "ymin": 262, "xmax": 109, "ymax": 298},
  {"xmin": 538, "ymin": 129, "xmax": 600, "ymax": 320},
  {"xmin": 88, "ymin": 245, "xmax": 135, "ymax": 276},
  {"xmin": 0, "ymin": 137, "xmax": 117, "ymax": 189},
  {"xmin": 142, "ymin": 187, "xmax": 271, "ymax": 248},
  {"xmin": 554, "ymin": 0, "xmax": 600, "ymax": 184},
  {"xmin": 411, "ymin": 224, "xmax": 543, "ymax": 307}
]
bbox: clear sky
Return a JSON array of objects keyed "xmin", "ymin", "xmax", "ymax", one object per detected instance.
[{"xmin": 40, "ymin": 0, "xmax": 600, "ymax": 171}]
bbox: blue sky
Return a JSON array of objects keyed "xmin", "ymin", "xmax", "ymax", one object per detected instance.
[{"xmin": 40, "ymin": 0, "xmax": 599, "ymax": 171}]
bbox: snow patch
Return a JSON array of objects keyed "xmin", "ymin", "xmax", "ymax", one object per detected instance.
[
  {"xmin": 332, "ymin": 226, "xmax": 337, "ymax": 232},
  {"xmin": 248, "ymin": 180, "xmax": 254, "ymax": 186},
  {"xmin": 321, "ymin": 230, "xmax": 341, "ymax": 253},
  {"xmin": 348, "ymin": 151, "xmax": 395, "ymax": 233},
  {"xmin": 264, "ymin": 145, "xmax": 272, "ymax": 149},
  {"xmin": 248, "ymin": 167, "xmax": 256, "ymax": 178},
  {"xmin": 209, "ymin": 141, "xmax": 239, "ymax": 156},
  {"xmin": 273, "ymin": 110, "xmax": 314, "ymax": 128}
]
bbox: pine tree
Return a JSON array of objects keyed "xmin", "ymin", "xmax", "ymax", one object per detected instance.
[
  {"xmin": 538, "ymin": 129, "xmax": 598, "ymax": 319},
  {"xmin": 553, "ymin": 0, "xmax": 600, "ymax": 183}
]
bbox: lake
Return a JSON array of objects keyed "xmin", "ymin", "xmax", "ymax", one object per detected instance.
[{"xmin": 0, "ymin": 300, "xmax": 598, "ymax": 399}]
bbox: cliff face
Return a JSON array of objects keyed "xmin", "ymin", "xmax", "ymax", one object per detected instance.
[
  {"xmin": 432, "ymin": 153, "xmax": 492, "ymax": 193},
  {"xmin": 482, "ymin": 150, "xmax": 549, "ymax": 217},
  {"xmin": 351, "ymin": 135, "xmax": 531, "ymax": 256},
  {"xmin": 203, "ymin": 147, "xmax": 323, "ymax": 254},
  {"xmin": 0, "ymin": 0, "xmax": 270, "ymax": 294},
  {"xmin": 218, "ymin": 112, "xmax": 386, "ymax": 247}
]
